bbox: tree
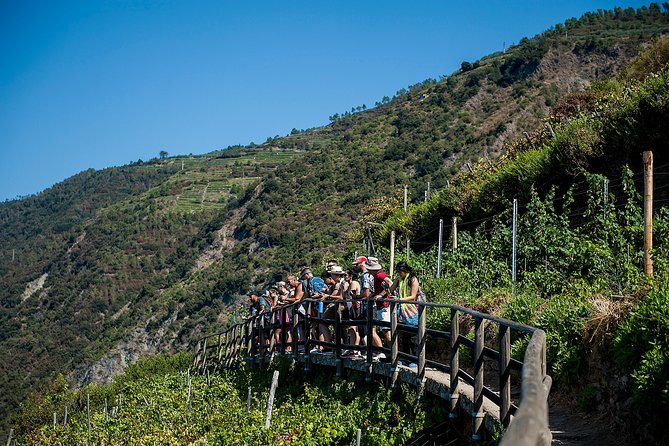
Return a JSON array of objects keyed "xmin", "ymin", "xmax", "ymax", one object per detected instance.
[{"xmin": 159, "ymin": 150, "xmax": 168, "ymax": 159}]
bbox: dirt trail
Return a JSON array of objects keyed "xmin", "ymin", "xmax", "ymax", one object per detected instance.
[{"xmin": 549, "ymin": 398, "xmax": 621, "ymax": 446}]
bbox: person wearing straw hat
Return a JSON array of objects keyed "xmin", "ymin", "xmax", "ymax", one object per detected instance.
[{"xmin": 365, "ymin": 257, "xmax": 394, "ymax": 348}]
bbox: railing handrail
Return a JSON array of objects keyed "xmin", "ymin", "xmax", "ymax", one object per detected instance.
[
  {"xmin": 191, "ymin": 296, "xmax": 551, "ymax": 444},
  {"xmin": 193, "ymin": 297, "xmax": 538, "ymax": 344}
]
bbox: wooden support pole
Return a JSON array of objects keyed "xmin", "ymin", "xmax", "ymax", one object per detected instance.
[
  {"xmin": 87, "ymin": 393, "xmax": 91, "ymax": 439},
  {"xmin": 389, "ymin": 231, "xmax": 396, "ymax": 277},
  {"xmin": 292, "ymin": 307, "xmax": 299, "ymax": 360},
  {"xmin": 450, "ymin": 309, "xmax": 460, "ymax": 419},
  {"xmin": 472, "ymin": 318, "xmax": 485, "ymax": 441},
  {"xmin": 64, "ymin": 405, "xmax": 68, "ymax": 425},
  {"xmin": 452, "ymin": 217, "xmax": 458, "ymax": 251},
  {"xmin": 499, "ymin": 325, "xmax": 511, "ymax": 428},
  {"xmin": 259, "ymin": 317, "xmax": 265, "ymax": 367},
  {"xmin": 356, "ymin": 428, "xmax": 362, "ymax": 446},
  {"xmin": 335, "ymin": 301, "xmax": 343, "ymax": 377},
  {"xmin": 304, "ymin": 301, "xmax": 313, "ymax": 372},
  {"xmin": 264, "ymin": 370, "xmax": 280, "ymax": 429},
  {"xmin": 246, "ymin": 387, "xmax": 252, "ymax": 413},
  {"xmin": 246, "ymin": 321, "xmax": 253, "ymax": 364},
  {"xmin": 390, "ymin": 300, "xmax": 399, "ymax": 388},
  {"xmin": 437, "ymin": 219, "xmax": 444, "ymax": 278},
  {"xmin": 365, "ymin": 297, "xmax": 374, "ymax": 382},
  {"xmin": 643, "ymin": 151, "xmax": 653, "ymax": 276},
  {"xmin": 53, "ymin": 412, "xmax": 56, "ymax": 430},
  {"xmin": 5, "ymin": 429, "xmax": 12, "ymax": 446},
  {"xmin": 417, "ymin": 304, "xmax": 427, "ymax": 393},
  {"xmin": 403, "ymin": 185, "xmax": 408, "ymax": 214}
]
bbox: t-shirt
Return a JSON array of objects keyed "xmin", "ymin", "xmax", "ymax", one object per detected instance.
[
  {"xmin": 373, "ymin": 270, "xmax": 390, "ymax": 309},
  {"xmin": 360, "ymin": 271, "xmax": 374, "ymax": 295}
]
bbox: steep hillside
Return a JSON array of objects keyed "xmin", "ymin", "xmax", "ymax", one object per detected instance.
[{"xmin": 2, "ymin": 5, "xmax": 669, "ymax": 429}]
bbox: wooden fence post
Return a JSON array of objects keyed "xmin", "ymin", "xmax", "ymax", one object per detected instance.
[
  {"xmin": 246, "ymin": 387, "xmax": 252, "ymax": 413},
  {"xmin": 87, "ymin": 393, "xmax": 91, "ymax": 440},
  {"xmin": 389, "ymin": 231, "xmax": 396, "ymax": 277},
  {"xmin": 304, "ymin": 301, "xmax": 313, "ymax": 372},
  {"xmin": 390, "ymin": 300, "xmax": 399, "ymax": 388},
  {"xmin": 643, "ymin": 150, "xmax": 653, "ymax": 276},
  {"xmin": 292, "ymin": 306, "xmax": 299, "ymax": 360},
  {"xmin": 335, "ymin": 301, "xmax": 343, "ymax": 377},
  {"xmin": 472, "ymin": 318, "xmax": 485, "ymax": 441},
  {"xmin": 417, "ymin": 303, "xmax": 427, "ymax": 393},
  {"xmin": 365, "ymin": 297, "xmax": 374, "ymax": 382},
  {"xmin": 499, "ymin": 324, "xmax": 511, "ymax": 428},
  {"xmin": 450, "ymin": 309, "xmax": 460, "ymax": 419},
  {"xmin": 452, "ymin": 217, "xmax": 458, "ymax": 251},
  {"xmin": 264, "ymin": 370, "xmax": 280, "ymax": 429}
]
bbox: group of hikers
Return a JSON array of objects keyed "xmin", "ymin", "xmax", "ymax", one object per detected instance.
[{"xmin": 246, "ymin": 256, "xmax": 426, "ymax": 362}]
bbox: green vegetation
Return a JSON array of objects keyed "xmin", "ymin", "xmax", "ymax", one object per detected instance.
[
  {"xmin": 2, "ymin": 5, "xmax": 669, "ymax": 443},
  {"xmin": 18, "ymin": 354, "xmax": 448, "ymax": 445}
]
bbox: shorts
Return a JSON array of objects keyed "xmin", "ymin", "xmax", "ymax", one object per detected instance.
[{"xmin": 375, "ymin": 307, "xmax": 391, "ymax": 332}]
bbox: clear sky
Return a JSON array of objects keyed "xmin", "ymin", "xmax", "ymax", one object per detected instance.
[{"xmin": 0, "ymin": 1, "xmax": 651, "ymax": 201}]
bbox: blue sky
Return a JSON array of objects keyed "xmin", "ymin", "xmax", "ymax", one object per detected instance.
[{"xmin": 0, "ymin": 1, "xmax": 651, "ymax": 201}]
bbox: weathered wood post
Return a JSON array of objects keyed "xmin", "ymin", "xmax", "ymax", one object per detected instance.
[
  {"xmin": 365, "ymin": 296, "xmax": 374, "ymax": 382},
  {"xmin": 246, "ymin": 320, "xmax": 254, "ymax": 365},
  {"xmin": 335, "ymin": 301, "xmax": 343, "ymax": 377},
  {"xmin": 512, "ymin": 198, "xmax": 518, "ymax": 294},
  {"xmin": 643, "ymin": 150, "xmax": 653, "ymax": 276},
  {"xmin": 450, "ymin": 309, "xmax": 460, "ymax": 419},
  {"xmin": 417, "ymin": 303, "xmax": 427, "ymax": 394},
  {"xmin": 87, "ymin": 393, "xmax": 91, "ymax": 440},
  {"xmin": 5, "ymin": 429, "xmax": 12, "ymax": 446},
  {"xmin": 452, "ymin": 217, "xmax": 458, "ymax": 251},
  {"xmin": 304, "ymin": 301, "xmax": 313, "ymax": 372},
  {"xmin": 389, "ymin": 231, "xmax": 396, "ymax": 277},
  {"xmin": 291, "ymin": 305, "xmax": 300, "ymax": 359},
  {"xmin": 53, "ymin": 412, "xmax": 56, "ymax": 430},
  {"xmin": 259, "ymin": 316, "xmax": 266, "ymax": 367},
  {"xmin": 499, "ymin": 324, "xmax": 511, "ymax": 428},
  {"xmin": 390, "ymin": 299, "xmax": 399, "ymax": 388},
  {"xmin": 472, "ymin": 317, "xmax": 485, "ymax": 441},
  {"xmin": 63, "ymin": 405, "xmax": 68, "ymax": 425},
  {"xmin": 437, "ymin": 219, "xmax": 444, "ymax": 278},
  {"xmin": 246, "ymin": 387, "xmax": 252, "ymax": 413},
  {"xmin": 264, "ymin": 370, "xmax": 280, "ymax": 429},
  {"xmin": 280, "ymin": 306, "xmax": 287, "ymax": 355},
  {"xmin": 356, "ymin": 428, "xmax": 362, "ymax": 446},
  {"xmin": 200, "ymin": 338, "xmax": 208, "ymax": 374}
]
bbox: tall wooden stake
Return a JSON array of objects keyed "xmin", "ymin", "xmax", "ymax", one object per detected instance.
[
  {"xmin": 389, "ymin": 231, "xmax": 396, "ymax": 277},
  {"xmin": 643, "ymin": 151, "xmax": 653, "ymax": 276},
  {"xmin": 264, "ymin": 370, "xmax": 280, "ymax": 429},
  {"xmin": 403, "ymin": 185, "xmax": 408, "ymax": 214},
  {"xmin": 512, "ymin": 199, "xmax": 518, "ymax": 294},
  {"xmin": 437, "ymin": 219, "xmax": 444, "ymax": 278},
  {"xmin": 87, "ymin": 393, "xmax": 91, "ymax": 439},
  {"xmin": 452, "ymin": 217, "xmax": 458, "ymax": 251}
]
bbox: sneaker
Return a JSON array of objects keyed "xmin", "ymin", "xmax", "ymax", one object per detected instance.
[
  {"xmin": 341, "ymin": 349, "xmax": 350, "ymax": 356},
  {"xmin": 309, "ymin": 347, "xmax": 321, "ymax": 354},
  {"xmin": 372, "ymin": 352, "xmax": 386, "ymax": 361}
]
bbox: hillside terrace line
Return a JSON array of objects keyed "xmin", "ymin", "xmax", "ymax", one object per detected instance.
[{"xmin": 192, "ymin": 295, "xmax": 551, "ymax": 445}]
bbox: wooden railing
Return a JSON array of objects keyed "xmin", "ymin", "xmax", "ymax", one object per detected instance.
[{"xmin": 192, "ymin": 297, "xmax": 551, "ymax": 444}]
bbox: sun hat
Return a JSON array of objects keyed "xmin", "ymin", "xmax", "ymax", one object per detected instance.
[
  {"xmin": 352, "ymin": 256, "xmax": 367, "ymax": 265},
  {"xmin": 365, "ymin": 258, "xmax": 382, "ymax": 271},
  {"xmin": 330, "ymin": 265, "xmax": 345, "ymax": 275}
]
